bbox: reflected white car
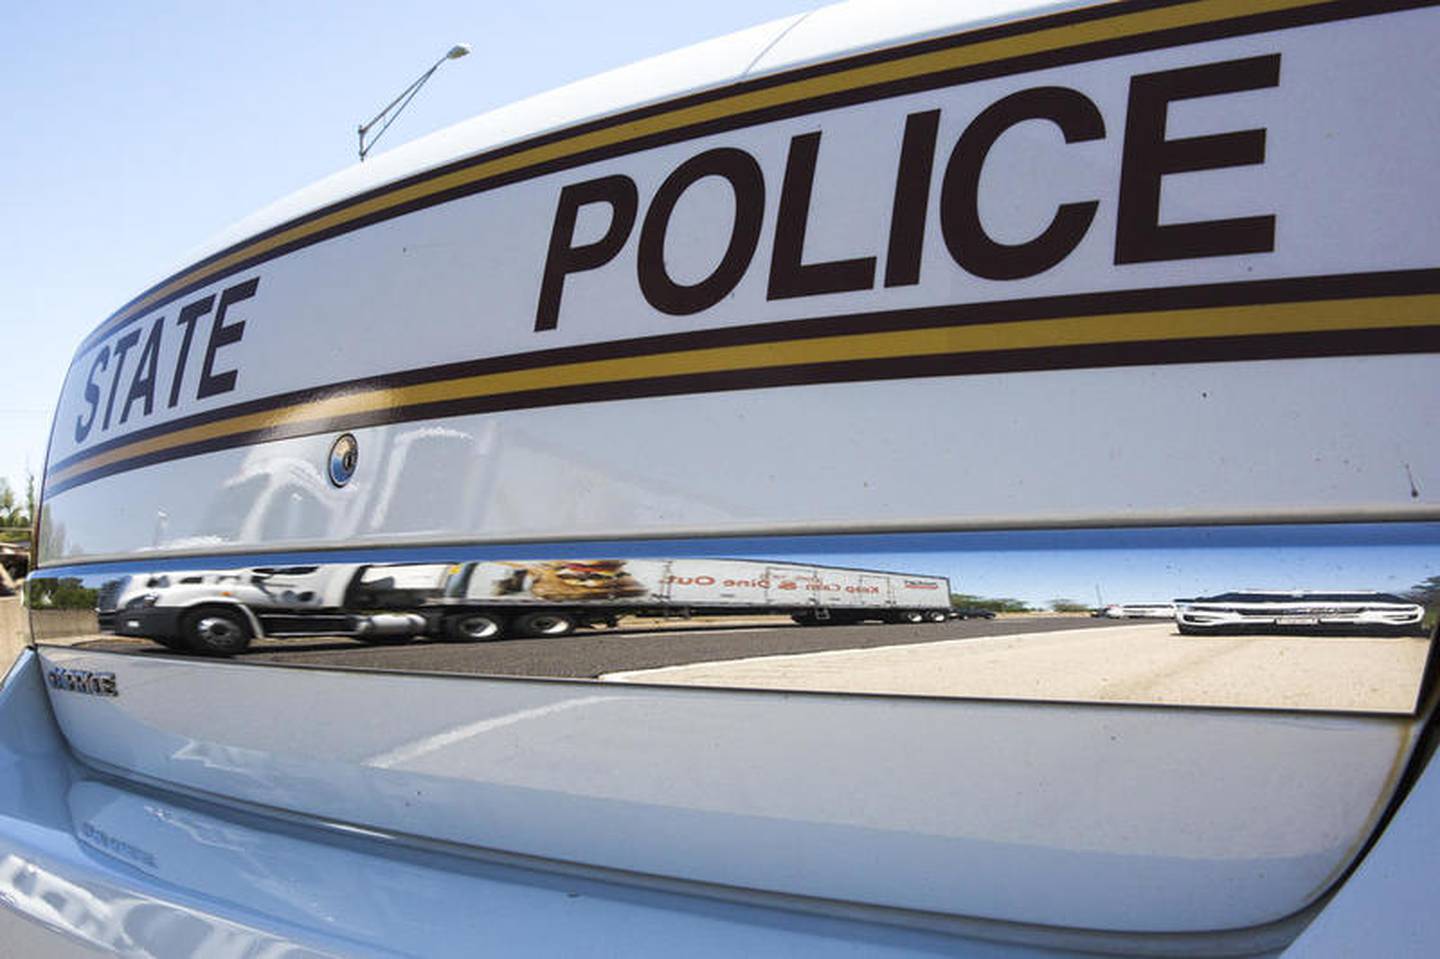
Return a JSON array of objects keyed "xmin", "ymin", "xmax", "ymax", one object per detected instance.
[{"xmin": 1175, "ymin": 591, "xmax": 1425, "ymax": 635}]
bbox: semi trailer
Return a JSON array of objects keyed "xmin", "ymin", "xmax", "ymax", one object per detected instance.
[
  {"xmin": 103, "ymin": 558, "xmax": 953, "ymax": 652},
  {"xmin": 435, "ymin": 559, "xmax": 953, "ymax": 640}
]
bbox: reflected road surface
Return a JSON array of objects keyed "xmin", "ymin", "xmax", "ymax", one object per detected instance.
[
  {"xmin": 86, "ymin": 616, "xmax": 1106, "ymax": 677},
  {"xmin": 76, "ymin": 616, "xmax": 1429, "ymax": 711}
]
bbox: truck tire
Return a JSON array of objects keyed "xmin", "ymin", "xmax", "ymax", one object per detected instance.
[
  {"xmin": 512, "ymin": 611, "xmax": 576, "ymax": 638},
  {"xmin": 926, "ymin": 610, "xmax": 947, "ymax": 623},
  {"xmin": 901, "ymin": 610, "xmax": 924, "ymax": 624},
  {"xmin": 180, "ymin": 606, "xmax": 252, "ymax": 656},
  {"xmin": 446, "ymin": 613, "xmax": 506, "ymax": 642}
]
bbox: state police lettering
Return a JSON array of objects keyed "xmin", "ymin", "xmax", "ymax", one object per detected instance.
[
  {"xmin": 534, "ymin": 53, "xmax": 1282, "ymax": 333},
  {"xmin": 74, "ymin": 277, "xmax": 258, "ymax": 444}
]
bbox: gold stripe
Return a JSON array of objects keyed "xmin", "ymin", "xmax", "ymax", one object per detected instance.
[
  {"xmin": 92, "ymin": 0, "xmax": 1325, "ymax": 340},
  {"xmin": 51, "ymin": 293, "xmax": 1440, "ymax": 486}
]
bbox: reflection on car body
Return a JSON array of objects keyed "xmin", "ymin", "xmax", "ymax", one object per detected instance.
[
  {"xmin": 1175, "ymin": 590, "xmax": 1427, "ymax": 636},
  {"xmin": 33, "ymin": 525, "xmax": 1435, "ymax": 714},
  {"xmin": 95, "ymin": 558, "xmax": 957, "ymax": 654},
  {"xmin": 1096, "ymin": 602, "xmax": 1177, "ymax": 620},
  {"xmin": 10, "ymin": 0, "xmax": 1440, "ymax": 954},
  {"xmin": 100, "ymin": 563, "xmax": 451, "ymax": 653}
]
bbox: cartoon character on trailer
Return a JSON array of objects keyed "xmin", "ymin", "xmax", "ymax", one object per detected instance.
[{"xmin": 491, "ymin": 560, "xmax": 648, "ymax": 600}]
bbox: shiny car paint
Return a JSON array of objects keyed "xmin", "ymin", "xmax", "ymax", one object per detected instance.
[{"xmin": 10, "ymin": 0, "xmax": 1440, "ymax": 953}]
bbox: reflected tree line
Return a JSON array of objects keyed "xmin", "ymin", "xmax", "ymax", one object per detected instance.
[
  {"xmin": 0, "ymin": 476, "xmax": 33, "ymax": 594},
  {"xmin": 0, "ymin": 475, "xmax": 32, "ymax": 535}
]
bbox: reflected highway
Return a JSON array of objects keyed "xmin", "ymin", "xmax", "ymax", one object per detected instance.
[
  {"xmin": 75, "ymin": 615, "xmax": 1430, "ymax": 712},
  {"xmin": 84, "ymin": 616, "xmax": 1108, "ymax": 677}
]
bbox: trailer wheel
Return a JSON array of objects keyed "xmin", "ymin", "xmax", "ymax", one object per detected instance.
[
  {"xmin": 180, "ymin": 606, "xmax": 252, "ymax": 656},
  {"xmin": 901, "ymin": 610, "xmax": 924, "ymax": 624},
  {"xmin": 446, "ymin": 613, "xmax": 506, "ymax": 642},
  {"xmin": 926, "ymin": 610, "xmax": 947, "ymax": 623},
  {"xmin": 513, "ymin": 611, "xmax": 576, "ymax": 638}
]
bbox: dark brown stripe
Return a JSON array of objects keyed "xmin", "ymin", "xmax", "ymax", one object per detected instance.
[
  {"xmin": 44, "ymin": 324, "xmax": 1440, "ymax": 496},
  {"xmin": 46, "ymin": 267, "xmax": 1440, "ymax": 479},
  {"xmin": 76, "ymin": 0, "xmax": 1437, "ymax": 356}
]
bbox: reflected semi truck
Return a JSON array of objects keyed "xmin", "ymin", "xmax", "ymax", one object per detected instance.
[
  {"xmin": 104, "ymin": 564, "xmax": 453, "ymax": 654},
  {"xmin": 103, "ymin": 559, "xmax": 952, "ymax": 652}
]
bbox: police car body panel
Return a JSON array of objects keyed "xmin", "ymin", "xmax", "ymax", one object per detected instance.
[
  {"xmin": 36, "ymin": 0, "xmax": 1440, "ymax": 561},
  {"xmin": 9, "ymin": 0, "xmax": 1440, "ymax": 955}
]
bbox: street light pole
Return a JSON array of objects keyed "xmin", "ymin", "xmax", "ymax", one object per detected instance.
[{"xmin": 358, "ymin": 43, "xmax": 471, "ymax": 162}]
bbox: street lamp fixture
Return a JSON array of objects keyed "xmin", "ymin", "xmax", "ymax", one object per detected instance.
[{"xmin": 357, "ymin": 43, "xmax": 471, "ymax": 162}]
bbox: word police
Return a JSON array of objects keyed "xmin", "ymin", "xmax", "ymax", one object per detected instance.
[
  {"xmin": 537, "ymin": 54, "xmax": 1280, "ymax": 330},
  {"xmin": 75, "ymin": 277, "xmax": 258, "ymax": 443}
]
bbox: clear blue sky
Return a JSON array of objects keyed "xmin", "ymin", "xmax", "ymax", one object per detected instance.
[
  {"xmin": 0, "ymin": 0, "xmax": 817, "ymax": 495},
  {"xmin": 816, "ymin": 545, "xmax": 1438, "ymax": 609},
  {"xmin": 767, "ymin": 525, "xmax": 1440, "ymax": 607}
]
